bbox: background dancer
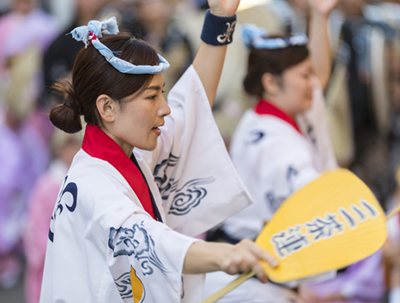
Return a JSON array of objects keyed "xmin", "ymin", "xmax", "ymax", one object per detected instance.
[{"xmin": 203, "ymin": 0, "xmax": 372, "ymax": 302}]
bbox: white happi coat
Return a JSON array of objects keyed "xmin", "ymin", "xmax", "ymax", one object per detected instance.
[
  {"xmin": 224, "ymin": 86, "xmax": 337, "ymax": 240},
  {"xmin": 40, "ymin": 66, "xmax": 252, "ymax": 303},
  {"xmin": 204, "ymin": 87, "xmax": 337, "ymax": 303}
]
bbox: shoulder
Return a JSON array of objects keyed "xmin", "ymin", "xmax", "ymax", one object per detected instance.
[
  {"xmin": 62, "ymin": 151, "xmax": 148, "ymax": 222},
  {"xmin": 232, "ymin": 114, "xmax": 312, "ymax": 167},
  {"xmin": 233, "ymin": 111, "xmax": 303, "ymax": 148},
  {"xmin": 67, "ymin": 150, "xmax": 133, "ymax": 199}
]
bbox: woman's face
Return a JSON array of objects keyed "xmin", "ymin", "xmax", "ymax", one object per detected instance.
[
  {"xmin": 273, "ymin": 57, "xmax": 314, "ymax": 117},
  {"xmin": 13, "ymin": 0, "xmax": 37, "ymax": 15},
  {"xmin": 108, "ymin": 74, "xmax": 171, "ymax": 154},
  {"xmin": 74, "ymin": 0, "xmax": 112, "ymax": 18},
  {"xmin": 135, "ymin": 0, "xmax": 172, "ymax": 27}
]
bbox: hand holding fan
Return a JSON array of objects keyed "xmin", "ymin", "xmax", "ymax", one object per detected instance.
[{"xmin": 203, "ymin": 169, "xmax": 388, "ymax": 303}]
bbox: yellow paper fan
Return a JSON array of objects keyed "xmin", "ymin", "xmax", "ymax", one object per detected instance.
[{"xmin": 203, "ymin": 169, "xmax": 388, "ymax": 303}]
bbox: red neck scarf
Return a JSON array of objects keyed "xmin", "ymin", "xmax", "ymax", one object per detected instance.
[
  {"xmin": 82, "ymin": 124, "xmax": 156, "ymax": 219},
  {"xmin": 254, "ymin": 99, "xmax": 302, "ymax": 135}
]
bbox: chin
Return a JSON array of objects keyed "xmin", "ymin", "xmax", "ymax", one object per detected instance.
[
  {"xmin": 304, "ymin": 99, "xmax": 313, "ymax": 110},
  {"xmin": 296, "ymin": 105, "xmax": 311, "ymax": 115},
  {"xmin": 138, "ymin": 141, "xmax": 158, "ymax": 151},
  {"xmin": 148, "ymin": 144, "xmax": 158, "ymax": 151}
]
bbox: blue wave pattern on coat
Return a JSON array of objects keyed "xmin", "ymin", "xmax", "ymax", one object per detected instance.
[
  {"xmin": 108, "ymin": 221, "xmax": 170, "ymax": 275},
  {"xmin": 154, "ymin": 153, "xmax": 216, "ymax": 216},
  {"xmin": 168, "ymin": 177, "xmax": 216, "ymax": 215},
  {"xmin": 154, "ymin": 153, "xmax": 180, "ymax": 200}
]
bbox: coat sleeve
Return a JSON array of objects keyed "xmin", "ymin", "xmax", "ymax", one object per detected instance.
[
  {"xmin": 135, "ymin": 65, "xmax": 252, "ymax": 237},
  {"xmin": 259, "ymin": 135, "xmax": 321, "ymax": 214},
  {"xmin": 258, "ymin": 137, "xmax": 336, "ymax": 288},
  {"xmin": 296, "ymin": 84, "xmax": 338, "ymax": 170},
  {"xmin": 100, "ymin": 182, "xmax": 203, "ymax": 303}
]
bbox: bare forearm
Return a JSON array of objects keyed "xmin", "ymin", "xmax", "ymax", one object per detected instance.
[
  {"xmin": 183, "ymin": 241, "xmax": 232, "ymax": 274},
  {"xmin": 309, "ymin": 9, "xmax": 331, "ymax": 89},
  {"xmin": 183, "ymin": 239, "xmax": 278, "ymax": 282},
  {"xmin": 192, "ymin": 0, "xmax": 239, "ymax": 107},
  {"xmin": 193, "ymin": 42, "xmax": 227, "ymax": 107}
]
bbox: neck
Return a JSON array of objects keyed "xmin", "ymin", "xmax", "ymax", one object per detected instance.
[
  {"xmin": 100, "ymin": 125, "xmax": 133, "ymax": 158},
  {"xmin": 255, "ymin": 99, "xmax": 303, "ymax": 135},
  {"xmin": 262, "ymin": 95, "xmax": 295, "ymax": 118}
]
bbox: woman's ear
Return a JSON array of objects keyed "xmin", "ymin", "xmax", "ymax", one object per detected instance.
[
  {"xmin": 96, "ymin": 94, "xmax": 117, "ymax": 123},
  {"xmin": 261, "ymin": 73, "xmax": 281, "ymax": 97}
]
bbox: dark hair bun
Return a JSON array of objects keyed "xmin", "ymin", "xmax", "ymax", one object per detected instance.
[{"xmin": 49, "ymin": 79, "xmax": 82, "ymax": 133}]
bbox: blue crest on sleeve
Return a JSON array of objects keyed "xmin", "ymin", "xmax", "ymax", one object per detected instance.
[
  {"xmin": 108, "ymin": 222, "xmax": 169, "ymax": 275},
  {"xmin": 109, "ymin": 224, "xmax": 150, "ymax": 257}
]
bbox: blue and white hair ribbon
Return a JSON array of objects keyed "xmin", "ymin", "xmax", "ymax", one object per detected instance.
[
  {"xmin": 70, "ymin": 17, "xmax": 169, "ymax": 74},
  {"xmin": 242, "ymin": 24, "xmax": 308, "ymax": 50}
]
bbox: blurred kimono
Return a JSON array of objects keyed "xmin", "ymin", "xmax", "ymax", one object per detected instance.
[
  {"xmin": 0, "ymin": 121, "xmax": 24, "ymax": 256},
  {"xmin": 0, "ymin": 8, "xmax": 58, "ymax": 114},
  {"xmin": 384, "ymin": 211, "xmax": 400, "ymax": 303},
  {"xmin": 40, "ymin": 66, "xmax": 252, "ymax": 303},
  {"xmin": 299, "ymin": 250, "xmax": 384, "ymax": 303},
  {"xmin": 0, "ymin": 111, "xmax": 52, "ymax": 269},
  {"xmin": 0, "ymin": 119, "xmax": 25, "ymax": 288},
  {"xmin": 24, "ymin": 159, "xmax": 69, "ymax": 303},
  {"xmin": 0, "ymin": 6, "xmax": 57, "ymax": 288}
]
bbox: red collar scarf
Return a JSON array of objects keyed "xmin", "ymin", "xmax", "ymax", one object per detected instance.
[
  {"xmin": 254, "ymin": 99, "xmax": 302, "ymax": 135},
  {"xmin": 82, "ymin": 124, "xmax": 157, "ymax": 220}
]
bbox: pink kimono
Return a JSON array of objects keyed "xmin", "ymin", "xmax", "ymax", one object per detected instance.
[{"xmin": 23, "ymin": 160, "xmax": 68, "ymax": 303}]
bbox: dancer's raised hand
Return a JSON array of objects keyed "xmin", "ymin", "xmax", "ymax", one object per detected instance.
[
  {"xmin": 208, "ymin": 0, "xmax": 241, "ymax": 17},
  {"xmin": 308, "ymin": 0, "xmax": 340, "ymax": 16}
]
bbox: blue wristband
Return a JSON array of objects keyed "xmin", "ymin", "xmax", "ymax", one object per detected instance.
[{"xmin": 201, "ymin": 9, "xmax": 237, "ymax": 46}]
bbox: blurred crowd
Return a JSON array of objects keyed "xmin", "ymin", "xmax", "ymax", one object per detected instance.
[{"xmin": 1, "ymin": 0, "xmax": 400, "ymax": 302}]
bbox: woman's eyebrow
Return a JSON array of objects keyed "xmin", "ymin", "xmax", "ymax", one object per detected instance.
[{"xmin": 145, "ymin": 83, "xmax": 166, "ymax": 91}]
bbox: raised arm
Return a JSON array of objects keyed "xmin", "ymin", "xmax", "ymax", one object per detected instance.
[
  {"xmin": 308, "ymin": 0, "xmax": 339, "ymax": 89},
  {"xmin": 192, "ymin": 0, "xmax": 240, "ymax": 107}
]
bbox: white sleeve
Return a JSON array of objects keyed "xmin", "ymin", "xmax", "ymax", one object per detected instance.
[
  {"xmin": 296, "ymin": 84, "xmax": 338, "ymax": 170},
  {"xmin": 260, "ymin": 138, "xmax": 320, "ymax": 204},
  {"xmin": 260, "ymin": 140, "xmax": 335, "ymax": 287},
  {"xmin": 390, "ymin": 287, "xmax": 400, "ymax": 303},
  {"xmin": 103, "ymin": 192, "xmax": 202, "ymax": 303},
  {"xmin": 135, "ymin": 65, "xmax": 252, "ymax": 237}
]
